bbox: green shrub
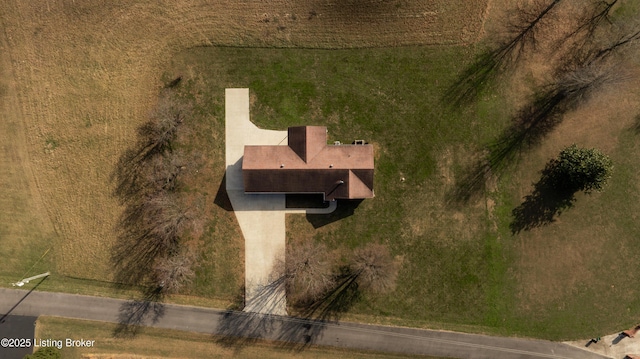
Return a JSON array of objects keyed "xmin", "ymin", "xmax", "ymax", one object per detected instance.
[
  {"xmin": 23, "ymin": 346, "xmax": 61, "ymax": 359},
  {"xmin": 547, "ymin": 144, "xmax": 613, "ymax": 193}
]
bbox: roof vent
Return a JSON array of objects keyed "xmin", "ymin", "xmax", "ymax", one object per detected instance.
[
  {"xmin": 280, "ymin": 164, "xmax": 284, "ymax": 168},
  {"xmin": 329, "ymin": 164, "xmax": 334, "ymax": 168}
]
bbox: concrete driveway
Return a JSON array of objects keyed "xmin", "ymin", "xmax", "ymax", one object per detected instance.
[{"xmin": 224, "ymin": 88, "xmax": 335, "ymax": 315}]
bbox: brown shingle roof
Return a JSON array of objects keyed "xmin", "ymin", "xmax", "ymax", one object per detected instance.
[{"xmin": 243, "ymin": 126, "xmax": 374, "ymax": 200}]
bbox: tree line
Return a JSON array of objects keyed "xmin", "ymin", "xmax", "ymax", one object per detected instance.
[{"xmin": 111, "ymin": 89, "xmax": 196, "ymax": 296}]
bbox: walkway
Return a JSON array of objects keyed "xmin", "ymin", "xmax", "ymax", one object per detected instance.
[
  {"xmin": 0, "ymin": 288, "xmax": 609, "ymax": 359},
  {"xmin": 224, "ymin": 88, "xmax": 335, "ymax": 315}
]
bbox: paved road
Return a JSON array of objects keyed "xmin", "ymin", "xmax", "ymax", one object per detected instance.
[{"xmin": 0, "ymin": 288, "xmax": 609, "ymax": 359}]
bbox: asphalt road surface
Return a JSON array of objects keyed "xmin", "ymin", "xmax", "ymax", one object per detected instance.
[{"xmin": 0, "ymin": 287, "xmax": 609, "ymax": 359}]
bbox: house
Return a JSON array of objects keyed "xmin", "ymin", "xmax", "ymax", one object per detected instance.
[{"xmin": 242, "ymin": 126, "xmax": 374, "ymax": 201}]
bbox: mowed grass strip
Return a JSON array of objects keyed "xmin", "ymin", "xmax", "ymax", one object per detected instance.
[
  {"xmin": 34, "ymin": 316, "xmax": 445, "ymax": 359},
  {"xmin": 0, "ymin": 20, "xmax": 56, "ymax": 282}
]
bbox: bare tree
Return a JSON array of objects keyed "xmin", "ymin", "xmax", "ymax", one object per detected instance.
[
  {"xmin": 488, "ymin": 58, "xmax": 619, "ymax": 167},
  {"xmin": 285, "ymin": 241, "xmax": 335, "ymax": 305},
  {"xmin": 142, "ymin": 193, "xmax": 188, "ymax": 249},
  {"xmin": 138, "ymin": 94, "xmax": 188, "ymax": 158},
  {"xmin": 350, "ymin": 243, "xmax": 398, "ymax": 294},
  {"xmin": 112, "ymin": 193, "xmax": 188, "ymax": 284},
  {"xmin": 144, "ymin": 151, "xmax": 186, "ymax": 194},
  {"xmin": 504, "ymin": 0, "xmax": 562, "ymax": 57},
  {"xmin": 112, "ymin": 93, "xmax": 190, "ymax": 200},
  {"xmin": 111, "ymin": 90, "xmax": 195, "ymax": 288},
  {"xmin": 153, "ymin": 247, "xmax": 197, "ymax": 294}
]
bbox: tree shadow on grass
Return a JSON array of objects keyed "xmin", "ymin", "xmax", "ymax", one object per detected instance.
[
  {"xmin": 443, "ymin": 0, "xmax": 562, "ymax": 108},
  {"xmin": 448, "ymin": 89, "xmax": 566, "ymax": 205},
  {"xmin": 510, "ymin": 166, "xmax": 576, "ymax": 234},
  {"xmin": 215, "ymin": 267, "xmax": 288, "ymax": 349},
  {"xmin": 214, "ymin": 269, "xmax": 361, "ymax": 352},
  {"xmin": 630, "ymin": 114, "xmax": 640, "ymax": 134},
  {"xmin": 113, "ymin": 285, "xmax": 165, "ymax": 338},
  {"xmin": 276, "ymin": 275, "xmax": 361, "ymax": 351},
  {"xmin": 306, "ymin": 199, "xmax": 363, "ymax": 228},
  {"xmin": 110, "ymin": 211, "xmax": 174, "ymax": 286},
  {"xmin": 443, "ymin": 49, "xmax": 506, "ymax": 108}
]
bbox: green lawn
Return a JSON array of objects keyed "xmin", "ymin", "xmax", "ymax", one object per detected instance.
[
  {"xmin": 163, "ymin": 44, "xmax": 640, "ymax": 340},
  {"xmin": 166, "ymin": 45, "xmax": 513, "ymax": 330}
]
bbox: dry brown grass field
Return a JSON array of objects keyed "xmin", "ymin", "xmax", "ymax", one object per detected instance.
[{"xmin": 0, "ymin": 0, "xmax": 487, "ymax": 288}]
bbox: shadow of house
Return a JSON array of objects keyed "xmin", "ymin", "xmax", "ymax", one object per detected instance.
[
  {"xmin": 214, "ymin": 173, "xmax": 233, "ymax": 211},
  {"xmin": 285, "ymin": 194, "xmax": 330, "ymax": 209},
  {"xmin": 306, "ymin": 199, "xmax": 363, "ymax": 228}
]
